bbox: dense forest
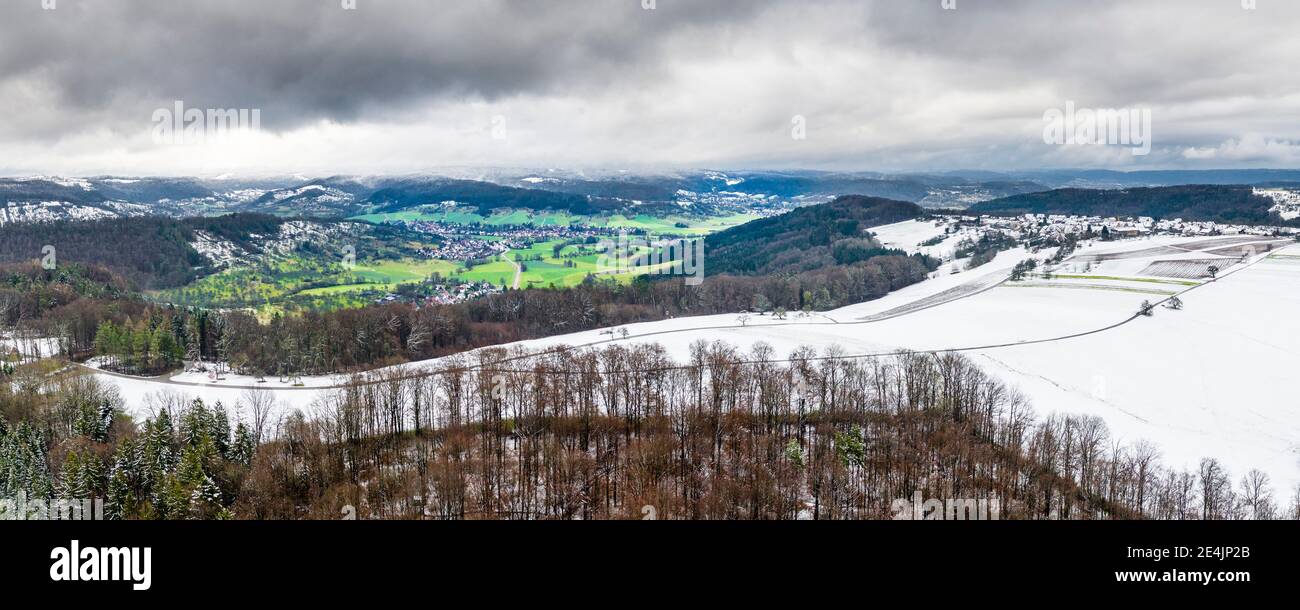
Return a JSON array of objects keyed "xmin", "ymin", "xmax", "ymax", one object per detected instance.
[
  {"xmin": 0, "ymin": 373, "xmax": 255, "ymax": 520},
  {"xmin": 3, "ymin": 344, "xmax": 1294, "ymax": 520},
  {"xmin": 369, "ymin": 178, "xmax": 619, "ymax": 216},
  {"xmin": 1, "ymin": 263, "xmax": 136, "ymax": 325},
  {"xmin": 0, "ymin": 217, "xmax": 203, "ymax": 289},
  {"xmin": 0, "ymin": 213, "xmax": 437, "ymax": 295},
  {"xmin": 969, "ymin": 184, "xmax": 1298, "ymax": 226},
  {"xmin": 704, "ymin": 195, "xmax": 926, "ymax": 275},
  {"xmin": 0, "ymin": 214, "xmax": 285, "ymax": 289}
]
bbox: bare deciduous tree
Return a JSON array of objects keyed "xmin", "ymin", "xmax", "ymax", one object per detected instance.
[{"xmin": 241, "ymin": 388, "xmax": 275, "ymax": 445}]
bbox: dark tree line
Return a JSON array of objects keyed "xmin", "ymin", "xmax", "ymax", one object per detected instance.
[
  {"xmin": 369, "ymin": 178, "xmax": 618, "ymax": 216},
  {"xmin": 970, "ymin": 184, "xmax": 1300, "ymax": 227},
  {"xmin": 213, "ymin": 252, "xmax": 932, "ymax": 375}
]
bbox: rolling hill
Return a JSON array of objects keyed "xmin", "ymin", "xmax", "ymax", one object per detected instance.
[
  {"xmin": 704, "ymin": 195, "xmax": 926, "ymax": 275},
  {"xmin": 968, "ymin": 184, "xmax": 1296, "ymax": 226},
  {"xmin": 0, "ymin": 213, "xmax": 427, "ymax": 290}
]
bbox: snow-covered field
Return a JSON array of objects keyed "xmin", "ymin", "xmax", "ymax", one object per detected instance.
[
  {"xmin": 870, "ymin": 219, "xmax": 965, "ymax": 260},
  {"xmin": 93, "ymin": 373, "xmax": 325, "ymax": 420},
  {"xmin": 971, "ymin": 252, "xmax": 1300, "ymax": 494},
  {"xmin": 83, "ymin": 362, "xmax": 336, "ymax": 422},
  {"xmin": 86, "ymin": 227, "xmax": 1300, "ymax": 492}
]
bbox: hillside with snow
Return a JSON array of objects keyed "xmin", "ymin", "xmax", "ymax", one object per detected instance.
[{"xmin": 483, "ymin": 228, "xmax": 1300, "ymax": 491}]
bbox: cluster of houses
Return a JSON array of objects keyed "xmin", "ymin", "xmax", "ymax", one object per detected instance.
[
  {"xmin": 417, "ymin": 237, "xmax": 512, "ymax": 262},
  {"xmin": 372, "ymin": 280, "xmax": 503, "ymax": 307},
  {"xmin": 417, "ymin": 281, "xmax": 503, "ymax": 305},
  {"xmin": 675, "ymin": 188, "xmax": 787, "ymax": 214},
  {"xmin": 403, "ymin": 220, "xmax": 614, "ymax": 262},
  {"xmin": 950, "ymin": 213, "xmax": 1296, "ymax": 243}
]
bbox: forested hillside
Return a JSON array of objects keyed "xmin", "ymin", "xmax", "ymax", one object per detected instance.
[
  {"xmin": 0, "ymin": 178, "xmax": 111, "ymax": 206},
  {"xmin": 969, "ymin": 185, "xmax": 1294, "ymax": 225},
  {"xmin": 705, "ymin": 195, "xmax": 925, "ymax": 275},
  {"xmin": 369, "ymin": 178, "xmax": 618, "ymax": 216},
  {"xmin": 0, "ymin": 214, "xmax": 286, "ymax": 289},
  {"xmin": 0, "ymin": 263, "xmax": 136, "ymax": 328},
  {"xmin": 0, "ymin": 218, "xmax": 204, "ymax": 289}
]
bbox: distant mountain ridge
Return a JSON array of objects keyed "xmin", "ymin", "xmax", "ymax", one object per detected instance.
[
  {"xmin": 2, "ymin": 170, "xmax": 1299, "ymax": 226},
  {"xmin": 992, "ymin": 169, "xmax": 1300, "ymax": 189}
]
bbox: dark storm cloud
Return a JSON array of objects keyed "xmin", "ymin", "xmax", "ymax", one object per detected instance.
[
  {"xmin": 2, "ymin": 0, "xmax": 1299, "ymax": 173},
  {"xmin": 0, "ymin": 0, "xmax": 779, "ymax": 133}
]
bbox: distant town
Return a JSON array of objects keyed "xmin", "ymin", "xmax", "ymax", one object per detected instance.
[
  {"xmin": 403, "ymin": 220, "xmax": 616, "ymax": 262},
  {"xmin": 949, "ymin": 211, "xmax": 1297, "ymax": 245}
]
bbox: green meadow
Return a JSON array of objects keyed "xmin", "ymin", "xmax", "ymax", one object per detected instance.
[{"xmin": 151, "ymin": 255, "xmax": 461, "ymax": 315}]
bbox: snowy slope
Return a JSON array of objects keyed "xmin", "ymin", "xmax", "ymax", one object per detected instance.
[
  {"xmin": 413, "ymin": 235, "xmax": 1300, "ymax": 491},
  {"xmin": 869, "ymin": 219, "xmax": 964, "ymax": 260}
]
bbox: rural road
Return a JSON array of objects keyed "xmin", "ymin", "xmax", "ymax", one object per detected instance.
[{"xmin": 508, "ymin": 258, "xmax": 522, "ymax": 289}]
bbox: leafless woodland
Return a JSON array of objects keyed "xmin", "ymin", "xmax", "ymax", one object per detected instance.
[{"xmin": 235, "ymin": 341, "xmax": 1297, "ymax": 520}]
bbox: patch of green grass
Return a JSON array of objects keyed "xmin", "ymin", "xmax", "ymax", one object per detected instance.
[
  {"xmin": 594, "ymin": 213, "xmax": 759, "ymax": 236},
  {"xmin": 295, "ymin": 283, "xmax": 383, "ymax": 297},
  {"xmin": 435, "ymin": 238, "xmax": 678, "ymax": 289},
  {"xmin": 452, "ymin": 260, "xmax": 518, "ymax": 286},
  {"xmin": 352, "ymin": 259, "xmax": 457, "ymax": 283}
]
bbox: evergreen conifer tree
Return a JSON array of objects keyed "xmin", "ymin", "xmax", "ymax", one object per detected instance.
[
  {"xmin": 211, "ymin": 403, "xmax": 231, "ymax": 458},
  {"xmin": 58, "ymin": 451, "xmax": 87, "ymax": 499},
  {"xmin": 232, "ymin": 423, "xmax": 255, "ymax": 465}
]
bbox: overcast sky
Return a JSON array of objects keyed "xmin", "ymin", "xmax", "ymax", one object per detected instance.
[{"xmin": 2, "ymin": 0, "xmax": 1298, "ymax": 177}]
